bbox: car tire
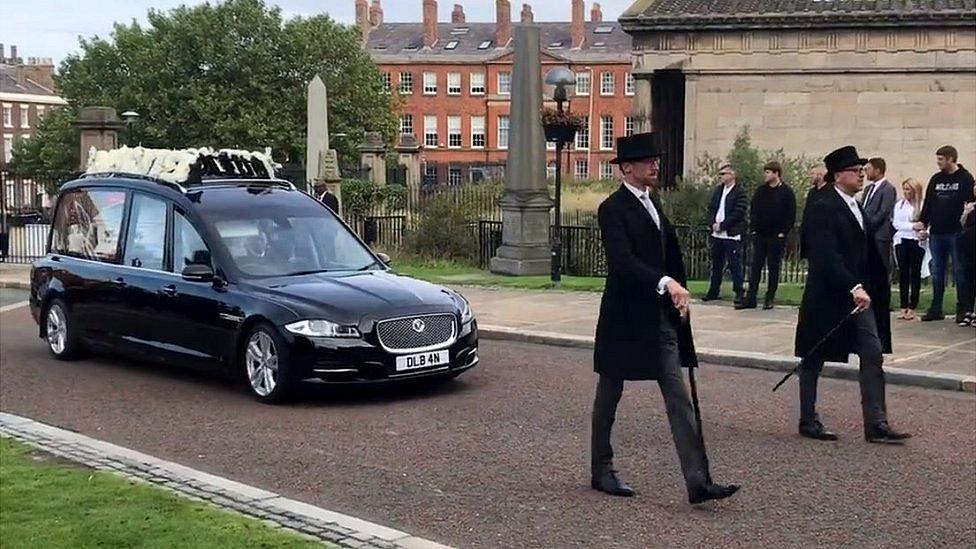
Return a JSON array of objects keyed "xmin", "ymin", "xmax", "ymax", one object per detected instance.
[
  {"xmin": 241, "ymin": 322, "xmax": 297, "ymax": 404},
  {"xmin": 44, "ymin": 299, "xmax": 82, "ymax": 360}
]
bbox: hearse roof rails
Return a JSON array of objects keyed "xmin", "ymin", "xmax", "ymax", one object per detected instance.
[{"xmin": 81, "ymin": 171, "xmax": 188, "ymax": 193}]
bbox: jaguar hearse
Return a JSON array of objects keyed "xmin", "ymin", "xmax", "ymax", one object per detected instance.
[{"xmin": 29, "ymin": 147, "xmax": 479, "ymax": 403}]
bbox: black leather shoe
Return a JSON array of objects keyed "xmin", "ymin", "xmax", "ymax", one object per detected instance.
[
  {"xmin": 689, "ymin": 483, "xmax": 740, "ymax": 504},
  {"xmin": 591, "ymin": 471, "xmax": 635, "ymax": 497},
  {"xmin": 735, "ymin": 299, "xmax": 757, "ymax": 310},
  {"xmin": 763, "ymin": 298, "xmax": 775, "ymax": 310},
  {"xmin": 865, "ymin": 425, "xmax": 912, "ymax": 444},
  {"xmin": 701, "ymin": 294, "xmax": 721, "ymax": 302},
  {"xmin": 799, "ymin": 422, "xmax": 838, "ymax": 441},
  {"xmin": 920, "ymin": 310, "xmax": 945, "ymax": 322}
]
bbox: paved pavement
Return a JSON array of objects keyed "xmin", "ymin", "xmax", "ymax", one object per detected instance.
[
  {"xmin": 455, "ymin": 286, "xmax": 976, "ymax": 379},
  {"xmin": 2, "ymin": 305, "xmax": 973, "ymax": 548}
]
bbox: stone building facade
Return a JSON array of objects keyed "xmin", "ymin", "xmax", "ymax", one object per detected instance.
[{"xmin": 620, "ymin": 1, "xmax": 976, "ymax": 186}]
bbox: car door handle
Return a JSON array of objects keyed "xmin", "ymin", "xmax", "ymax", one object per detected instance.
[{"xmin": 160, "ymin": 284, "xmax": 178, "ymax": 297}]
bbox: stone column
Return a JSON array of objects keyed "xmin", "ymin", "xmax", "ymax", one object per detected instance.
[
  {"xmin": 632, "ymin": 73, "xmax": 654, "ymax": 133},
  {"xmin": 74, "ymin": 107, "xmax": 123, "ymax": 170},
  {"xmin": 490, "ymin": 25, "xmax": 554, "ymax": 276},
  {"xmin": 306, "ymin": 74, "xmax": 330, "ymax": 186},
  {"xmin": 358, "ymin": 131, "xmax": 387, "ymax": 185},
  {"xmin": 395, "ymin": 133, "xmax": 422, "ymax": 188}
]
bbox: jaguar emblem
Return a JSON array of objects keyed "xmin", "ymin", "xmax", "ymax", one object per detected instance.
[{"xmin": 411, "ymin": 319, "xmax": 426, "ymax": 333}]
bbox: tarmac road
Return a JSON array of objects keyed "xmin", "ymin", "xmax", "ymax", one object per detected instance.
[{"xmin": 1, "ymin": 305, "xmax": 973, "ymax": 548}]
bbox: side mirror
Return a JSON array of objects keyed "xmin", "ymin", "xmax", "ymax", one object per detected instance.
[
  {"xmin": 181, "ymin": 263, "xmax": 215, "ymax": 282},
  {"xmin": 376, "ymin": 252, "xmax": 392, "ymax": 266}
]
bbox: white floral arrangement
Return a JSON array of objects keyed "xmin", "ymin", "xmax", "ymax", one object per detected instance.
[{"xmin": 85, "ymin": 146, "xmax": 280, "ymax": 184}]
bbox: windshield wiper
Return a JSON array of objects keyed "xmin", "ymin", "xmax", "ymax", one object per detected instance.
[
  {"xmin": 356, "ymin": 260, "xmax": 381, "ymax": 271},
  {"xmin": 283, "ymin": 269, "xmax": 332, "ymax": 277}
]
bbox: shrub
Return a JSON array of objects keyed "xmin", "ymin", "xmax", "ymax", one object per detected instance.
[{"xmin": 402, "ymin": 190, "xmax": 480, "ymax": 262}]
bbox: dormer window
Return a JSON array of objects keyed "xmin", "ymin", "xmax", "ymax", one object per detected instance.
[{"xmin": 445, "ymin": 40, "xmax": 459, "ymax": 50}]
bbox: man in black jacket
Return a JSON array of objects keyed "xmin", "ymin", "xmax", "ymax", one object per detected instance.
[
  {"xmin": 913, "ymin": 145, "xmax": 975, "ymax": 323},
  {"xmin": 591, "ymin": 132, "xmax": 739, "ymax": 504},
  {"xmin": 739, "ymin": 161, "xmax": 796, "ymax": 310},
  {"xmin": 702, "ymin": 163, "xmax": 748, "ymax": 304},
  {"xmin": 794, "ymin": 145, "xmax": 910, "ymax": 444},
  {"xmin": 800, "ymin": 163, "xmax": 829, "ymax": 260}
]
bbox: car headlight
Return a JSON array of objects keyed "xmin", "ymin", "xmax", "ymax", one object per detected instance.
[
  {"xmin": 457, "ymin": 294, "xmax": 474, "ymax": 325},
  {"xmin": 284, "ymin": 319, "xmax": 361, "ymax": 338}
]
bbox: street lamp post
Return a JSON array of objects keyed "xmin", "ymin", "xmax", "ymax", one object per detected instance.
[
  {"xmin": 544, "ymin": 67, "xmax": 576, "ymax": 286},
  {"xmin": 121, "ymin": 110, "xmax": 140, "ymax": 147}
]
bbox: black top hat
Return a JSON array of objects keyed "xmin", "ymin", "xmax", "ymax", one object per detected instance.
[
  {"xmin": 824, "ymin": 145, "xmax": 867, "ymax": 183},
  {"xmin": 609, "ymin": 132, "xmax": 666, "ymax": 164}
]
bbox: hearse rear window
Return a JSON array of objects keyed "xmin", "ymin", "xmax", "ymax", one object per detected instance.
[{"xmin": 51, "ymin": 189, "xmax": 127, "ymax": 263}]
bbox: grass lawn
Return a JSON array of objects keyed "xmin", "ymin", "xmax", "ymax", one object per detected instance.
[
  {"xmin": 0, "ymin": 437, "xmax": 329, "ymax": 549},
  {"xmin": 393, "ymin": 259, "xmax": 957, "ymax": 311}
]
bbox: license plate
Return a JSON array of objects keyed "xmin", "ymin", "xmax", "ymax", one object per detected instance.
[{"xmin": 395, "ymin": 350, "xmax": 449, "ymax": 372}]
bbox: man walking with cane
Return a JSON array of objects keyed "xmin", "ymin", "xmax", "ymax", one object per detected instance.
[
  {"xmin": 793, "ymin": 146, "xmax": 910, "ymax": 444},
  {"xmin": 591, "ymin": 132, "xmax": 739, "ymax": 504}
]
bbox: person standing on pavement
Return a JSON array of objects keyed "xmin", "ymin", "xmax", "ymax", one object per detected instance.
[
  {"xmin": 794, "ymin": 145, "xmax": 910, "ymax": 444},
  {"xmin": 702, "ymin": 163, "xmax": 748, "ymax": 305},
  {"xmin": 913, "ymin": 145, "xmax": 975, "ymax": 323},
  {"xmin": 893, "ymin": 178, "xmax": 927, "ymax": 321},
  {"xmin": 858, "ymin": 158, "xmax": 895, "ymax": 346},
  {"xmin": 591, "ymin": 132, "xmax": 739, "ymax": 504},
  {"xmin": 739, "ymin": 161, "xmax": 796, "ymax": 310},
  {"xmin": 800, "ymin": 163, "xmax": 829, "ymax": 260},
  {"xmin": 959, "ymin": 200, "xmax": 976, "ymax": 327}
]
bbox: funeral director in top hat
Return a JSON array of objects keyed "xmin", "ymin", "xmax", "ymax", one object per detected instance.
[
  {"xmin": 591, "ymin": 132, "xmax": 739, "ymax": 504},
  {"xmin": 794, "ymin": 145, "xmax": 911, "ymax": 444}
]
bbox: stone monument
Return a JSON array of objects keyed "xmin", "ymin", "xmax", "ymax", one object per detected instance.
[
  {"xmin": 395, "ymin": 133, "xmax": 422, "ymax": 188},
  {"xmin": 306, "ymin": 74, "xmax": 342, "ymax": 209},
  {"xmin": 358, "ymin": 131, "xmax": 387, "ymax": 185},
  {"xmin": 75, "ymin": 107, "xmax": 124, "ymax": 170},
  {"xmin": 490, "ymin": 25, "xmax": 553, "ymax": 276}
]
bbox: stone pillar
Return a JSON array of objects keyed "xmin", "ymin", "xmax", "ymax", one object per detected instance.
[
  {"xmin": 490, "ymin": 25, "xmax": 553, "ymax": 276},
  {"xmin": 395, "ymin": 134, "xmax": 422, "ymax": 188},
  {"xmin": 358, "ymin": 131, "xmax": 387, "ymax": 185},
  {"xmin": 75, "ymin": 107, "xmax": 123, "ymax": 170},
  {"xmin": 632, "ymin": 72, "xmax": 654, "ymax": 133},
  {"xmin": 306, "ymin": 74, "xmax": 330, "ymax": 186}
]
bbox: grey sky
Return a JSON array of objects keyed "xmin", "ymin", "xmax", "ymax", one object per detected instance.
[{"xmin": 1, "ymin": 0, "xmax": 636, "ymax": 66}]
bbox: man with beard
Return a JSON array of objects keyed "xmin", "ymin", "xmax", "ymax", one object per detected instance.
[
  {"xmin": 591, "ymin": 132, "xmax": 739, "ymax": 504},
  {"xmin": 794, "ymin": 146, "xmax": 910, "ymax": 444}
]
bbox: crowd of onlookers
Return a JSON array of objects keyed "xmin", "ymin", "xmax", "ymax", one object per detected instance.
[{"xmin": 703, "ymin": 145, "xmax": 976, "ymax": 328}]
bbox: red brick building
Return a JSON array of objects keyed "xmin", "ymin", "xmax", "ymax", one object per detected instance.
[
  {"xmin": 359, "ymin": 0, "xmax": 636, "ymax": 185},
  {"xmin": 0, "ymin": 45, "xmax": 66, "ymax": 169}
]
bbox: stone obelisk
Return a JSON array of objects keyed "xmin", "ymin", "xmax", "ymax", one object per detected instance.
[{"xmin": 490, "ymin": 25, "xmax": 553, "ymax": 276}]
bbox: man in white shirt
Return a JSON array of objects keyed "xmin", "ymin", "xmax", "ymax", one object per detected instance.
[
  {"xmin": 702, "ymin": 163, "xmax": 748, "ymax": 304},
  {"xmin": 591, "ymin": 132, "xmax": 739, "ymax": 504},
  {"xmin": 794, "ymin": 145, "xmax": 910, "ymax": 444}
]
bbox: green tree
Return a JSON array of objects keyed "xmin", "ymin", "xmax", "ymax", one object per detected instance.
[
  {"xmin": 10, "ymin": 0, "xmax": 396, "ymax": 183},
  {"xmin": 8, "ymin": 107, "xmax": 79, "ymax": 190}
]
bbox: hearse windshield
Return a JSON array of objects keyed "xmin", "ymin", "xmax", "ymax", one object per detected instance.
[{"xmin": 194, "ymin": 187, "xmax": 377, "ymax": 277}]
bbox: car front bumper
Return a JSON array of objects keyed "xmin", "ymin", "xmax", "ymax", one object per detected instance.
[{"xmin": 287, "ymin": 320, "xmax": 479, "ymax": 384}]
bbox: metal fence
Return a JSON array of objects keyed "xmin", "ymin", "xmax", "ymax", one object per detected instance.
[{"xmin": 1, "ymin": 172, "xmax": 53, "ymax": 263}]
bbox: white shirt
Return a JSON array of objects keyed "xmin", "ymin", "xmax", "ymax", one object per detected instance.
[
  {"xmin": 835, "ymin": 185, "xmax": 864, "ymax": 230},
  {"xmin": 622, "ymin": 181, "xmax": 673, "ymax": 294},
  {"xmin": 711, "ymin": 184, "xmax": 741, "ymax": 241},
  {"xmin": 892, "ymin": 199, "xmax": 919, "ymax": 242}
]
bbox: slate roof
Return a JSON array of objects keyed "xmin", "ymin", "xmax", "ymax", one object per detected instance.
[
  {"xmin": 0, "ymin": 64, "xmax": 58, "ymax": 96},
  {"xmin": 366, "ymin": 22, "xmax": 631, "ymax": 63},
  {"xmin": 620, "ymin": 0, "xmax": 976, "ymax": 30}
]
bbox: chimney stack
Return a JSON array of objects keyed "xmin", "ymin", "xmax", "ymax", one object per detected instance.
[
  {"xmin": 590, "ymin": 2, "xmax": 603, "ymax": 22},
  {"xmin": 423, "ymin": 0, "xmax": 438, "ymax": 48},
  {"xmin": 520, "ymin": 3, "xmax": 533, "ymax": 23},
  {"xmin": 369, "ymin": 0, "xmax": 384, "ymax": 26},
  {"xmin": 496, "ymin": 0, "xmax": 512, "ymax": 47},
  {"xmin": 571, "ymin": 0, "xmax": 584, "ymax": 48},
  {"xmin": 355, "ymin": 0, "xmax": 370, "ymax": 43},
  {"xmin": 452, "ymin": 4, "xmax": 466, "ymax": 24}
]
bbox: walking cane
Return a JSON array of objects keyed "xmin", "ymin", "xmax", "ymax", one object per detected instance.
[
  {"xmin": 771, "ymin": 307, "xmax": 860, "ymax": 392},
  {"xmin": 681, "ymin": 309, "xmax": 712, "ymax": 484}
]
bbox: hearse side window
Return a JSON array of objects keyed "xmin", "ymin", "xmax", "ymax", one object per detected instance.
[
  {"xmin": 123, "ymin": 193, "xmax": 167, "ymax": 270},
  {"xmin": 51, "ymin": 189, "xmax": 126, "ymax": 263},
  {"xmin": 173, "ymin": 211, "xmax": 211, "ymax": 273}
]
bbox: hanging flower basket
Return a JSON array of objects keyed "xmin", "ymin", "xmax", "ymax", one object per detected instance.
[{"xmin": 541, "ymin": 108, "xmax": 584, "ymax": 144}]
